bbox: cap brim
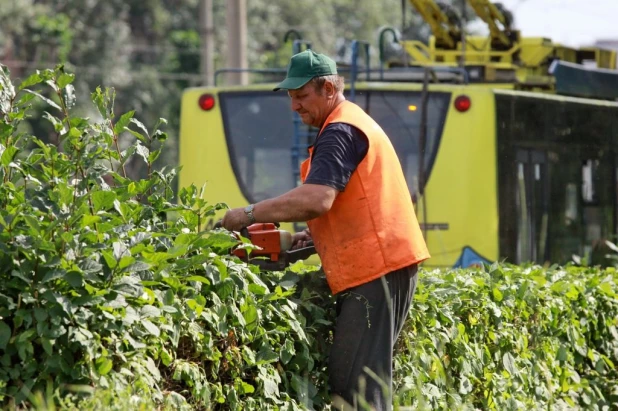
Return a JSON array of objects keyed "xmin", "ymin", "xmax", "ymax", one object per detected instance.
[{"xmin": 273, "ymin": 76, "xmax": 312, "ymax": 91}]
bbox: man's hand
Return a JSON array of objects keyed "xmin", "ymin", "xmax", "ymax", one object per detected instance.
[
  {"xmin": 221, "ymin": 207, "xmax": 251, "ymax": 232},
  {"xmin": 291, "ymin": 230, "xmax": 312, "ymax": 249}
]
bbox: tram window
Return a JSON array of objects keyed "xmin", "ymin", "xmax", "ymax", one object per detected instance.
[
  {"xmin": 582, "ymin": 159, "xmax": 598, "ymax": 204},
  {"xmin": 219, "ymin": 92, "xmax": 298, "ymax": 202},
  {"xmin": 496, "ymin": 93, "xmax": 618, "ymax": 264},
  {"xmin": 564, "ymin": 183, "xmax": 578, "ymax": 225},
  {"xmin": 365, "ymin": 91, "xmax": 451, "ymax": 196}
]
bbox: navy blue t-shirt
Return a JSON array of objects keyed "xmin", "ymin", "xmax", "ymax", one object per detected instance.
[{"xmin": 304, "ymin": 123, "xmax": 369, "ymax": 191}]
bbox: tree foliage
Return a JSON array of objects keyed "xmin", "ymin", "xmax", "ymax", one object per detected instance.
[{"xmin": 0, "ymin": 0, "xmax": 478, "ymax": 185}]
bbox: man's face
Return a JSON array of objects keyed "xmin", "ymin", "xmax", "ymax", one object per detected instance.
[{"xmin": 288, "ymin": 83, "xmax": 330, "ymax": 128}]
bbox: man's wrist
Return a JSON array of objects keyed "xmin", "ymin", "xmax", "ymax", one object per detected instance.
[{"xmin": 244, "ymin": 204, "xmax": 256, "ymax": 224}]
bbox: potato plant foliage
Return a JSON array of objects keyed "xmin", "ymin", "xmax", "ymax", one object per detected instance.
[{"xmin": 0, "ymin": 65, "xmax": 617, "ymax": 410}]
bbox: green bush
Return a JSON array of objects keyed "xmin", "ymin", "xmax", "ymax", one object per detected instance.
[
  {"xmin": 394, "ymin": 264, "xmax": 618, "ymax": 410},
  {"xmin": 0, "ymin": 64, "xmax": 334, "ymax": 410},
  {"xmin": 1, "ymin": 65, "xmax": 617, "ymax": 411}
]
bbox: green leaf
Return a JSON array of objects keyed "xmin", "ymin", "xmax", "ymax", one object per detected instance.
[
  {"xmin": 18, "ymin": 72, "xmax": 43, "ymax": 90},
  {"xmin": 118, "ymin": 256, "xmax": 136, "ymax": 270},
  {"xmin": 260, "ymin": 369, "xmax": 280, "ymax": 400},
  {"xmin": 0, "ymin": 321, "xmax": 11, "ymax": 350},
  {"xmin": 240, "ymin": 381, "xmax": 255, "ymax": 394},
  {"xmin": 503, "ymin": 352, "xmax": 517, "ymax": 376},
  {"xmin": 42, "ymin": 269, "xmax": 66, "ymax": 283},
  {"xmin": 492, "ymin": 287, "xmax": 503, "ymax": 302},
  {"xmin": 113, "ymin": 242, "xmax": 130, "ymax": 260},
  {"xmin": 96, "ymin": 356, "xmax": 113, "ymax": 376},
  {"xmin": 161, "ymin": 348, "xmax": 173, "ymax": 366},
  {"xmin": 148, "ymin": 148, "xmax": 162, "ymax": 163},
  {"xmin": 142, "ymin": 320, "xmax": 160, "ymax": 337},
  {"xmin": 280, "ymin": 338, "xmax": 296, "ymax": 364},
  {"xmin": 145, "ymin": 357, "xmax": 161, "ymax": 379},
  {"xmin": 23, "ymin": 89, "xmax": 62, "ymax": 111},
  {"xmin": 185, "ymin": 275, "xmax": 211, "ymax": 285},
  {"xmin": 102, "ymin": 251, "xmax": 117, "ymax": 269},
  {"xmin": 57, "ymin": 72, "xmax": 75, "ymax": 89},
  {"xmin": 217, "ymin": 278, "xmax": 236, "ymax": 300},
  {"xmin": 65, "ymin": 271, "xmax": 83, "ymax": 288},
  {"xmin": 81, "ymin": 214, "xmax": 101, "ymax": 228},
  {"xmin": 136, "ymin": 143, "xmax": 150, "ymax": 163},
  {"xmin": 599, "ymin": 282, "xmax": 615, "ymax": 297},
  {"xmin": 459, "ymin": 375, "xmax": 473, "ymax": 394},
  {"xmin": 124, "ymin": 261, "xmax": 150, "ymax": 273},
  {"xmin": 23, "ymin": 215, "xmax": 40, "ymax": 233},
  {"xmin": 140, "ymin": 305, "xmax": 161, "ymax": 319},
  {"xmin": 15, "ymin": 92, "xmax": 37, "ymax": 107},
  {"xmin": 92, "ymin": 191, "xmax": 117, "ymax": 212},
  {"xmin": 43, "ymin": 111, "xmax": 63, "ymax": 131},
  {"xmin": 153, "ymin": 129, "xmax": 168, "ymax": 142},
  {"xmin": 248, "ymin": 283, "xmax": 267, "ymax": 295},
  {"xmin": 243, "ymin": 305, "xmax": 259, "ymax": 330},
  {"xmin": 130, "ymin": 118, "xmax": 149, "ymax": 138},
  {"xmin": 125, "ymin": 128, "xmax": 148, "ymax": 145},
  {"xmin": 42, "ymin": 338, "xmax": 53, "ymax": 356},
  {"xmin": 242, "ymin": 346, "xmax": 256, "ymax": 365},
  {"xmin": 64, "ymin": 84, "xmax": 76, "ymax": 109},
  {"xmin": 114, "ymin": 110, "xmax": 135, "ymax": 135},
  {"xmin": 161, "ymin": 305, "xmax": 178, "ymax": 314},
  {"xmin": 16, "ymin": 329, "xmax": 36, "ymax": 344},
  {"xmin": 34, "ymin": 307, "xmax": 48, "ymax": 322},
  {"xmin": 1, "ymin": 145, "xmax": 18, "ymax": 167},
  {"xmin": 256, "ymin": 345, "xmax": 279, "ymax": 365}
]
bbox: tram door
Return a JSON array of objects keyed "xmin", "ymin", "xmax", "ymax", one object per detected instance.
[
  {"xmin": 514, "ymin": 149, "xmax": 549, "ymax": 264},
  {"xmin": 514, "ymin": 147, "xmax": 615, "ymax": 265}
]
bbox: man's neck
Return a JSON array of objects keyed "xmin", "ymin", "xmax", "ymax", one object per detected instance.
[{"xmin": 319, "ymin": 95, "xmax": 346, "ymax": 128}]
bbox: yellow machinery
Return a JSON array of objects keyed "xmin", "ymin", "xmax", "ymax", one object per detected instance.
[{"xmin": 400, "ymin": 0, "xmax": 617, "ymax": 89}]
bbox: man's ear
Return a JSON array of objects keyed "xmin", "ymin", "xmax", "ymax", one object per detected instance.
[{"xmin": 324, "ymin": 81, "xmax": 336, "ymax": 98}]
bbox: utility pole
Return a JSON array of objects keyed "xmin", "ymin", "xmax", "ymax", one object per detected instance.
[
  {"xmin": 226, "ymin": 0, "xmax": 248, "ymax": 85},
  {"xmin": 460, "ymin": 0, "xmax": 467, "ymax": 71},
  {"xmin": 199, "ymin": 0, "xmax": 214, "ymax": 86}
]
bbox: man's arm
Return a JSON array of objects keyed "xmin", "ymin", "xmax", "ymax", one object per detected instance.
[
  {"xmin": 220, "ymin": 123, "xmax": 365, "ymax": 232},
  {"xmin": 220, "ymin": 183, "xmax": 337, "ymax": 231},
  {"xmin": 254, "ymin": 183, "xmax": 337, "ymax": 222}
]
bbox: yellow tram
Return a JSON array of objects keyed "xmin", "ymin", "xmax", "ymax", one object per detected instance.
[{"xmin": 178, "ymin": 0, "xmax": 618, "ymax": 268}]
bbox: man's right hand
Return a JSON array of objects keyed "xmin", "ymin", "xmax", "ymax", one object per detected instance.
[{"xmin": 291, "ymin": 230, "xmax": 312, "ymax": 250}]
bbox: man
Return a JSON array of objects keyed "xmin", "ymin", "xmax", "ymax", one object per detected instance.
[{"xmin": 221, "ymin": 49, "xmax": 430, "ymax": 410}]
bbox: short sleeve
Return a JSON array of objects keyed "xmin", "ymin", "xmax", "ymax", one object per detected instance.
[{"xmin": 304, "ymin": 123, "xmax": 369, "ymax": 191}]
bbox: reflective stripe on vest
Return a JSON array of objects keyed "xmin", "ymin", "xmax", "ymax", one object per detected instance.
[{"xmin": 300, "ymin": 100, "xmax": 430, "ymax": 294}]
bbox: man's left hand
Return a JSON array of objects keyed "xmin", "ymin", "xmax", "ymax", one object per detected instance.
[{"xmin": 221, "ymin": 207, "xmax": 251, "ymax": 232}]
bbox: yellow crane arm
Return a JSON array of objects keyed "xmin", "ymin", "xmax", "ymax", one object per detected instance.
[
  {"xmin": 408, "ymin": 0, "xmax": 460, "ymax": 49},
  {"xmin": 466, "ymin": 0, "xmax": 511, "ymax": 47}
]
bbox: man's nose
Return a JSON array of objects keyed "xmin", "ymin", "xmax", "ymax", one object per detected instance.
[{"xmin": 291, "ymin": 100, "xmax": 301, "ymax": 112}]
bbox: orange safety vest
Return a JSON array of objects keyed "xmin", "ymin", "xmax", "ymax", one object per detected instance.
[{"xmin": 300, "ymin": 100, "xmax": 430, "ymax": 295}]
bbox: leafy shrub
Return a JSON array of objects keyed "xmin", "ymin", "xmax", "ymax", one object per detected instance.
[
  {"xmin": 1, "ymin": 65, "xmax": 617, "ymax": 411},
  {"xmin": 395, "ymin": 264, "xmax": 618, "ymax": 410},
  {"xmin": 0, "ymin": 64, "xmax": 334, "ymax": 410}
]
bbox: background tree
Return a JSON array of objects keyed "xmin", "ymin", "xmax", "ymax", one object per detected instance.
[{"xmin": 0, "ymin": 0, "xmax": 477, "ymax": 188}]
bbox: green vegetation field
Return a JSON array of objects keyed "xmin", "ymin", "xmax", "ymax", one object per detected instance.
[{"xmin": 1, "ymin": 66, "xmax": 617, "ymax": 410}]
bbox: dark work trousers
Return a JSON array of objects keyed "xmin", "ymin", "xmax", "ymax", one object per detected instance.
[{"xmin": 328, "ymin": 264, "xmax": 419, "ymax": 411}]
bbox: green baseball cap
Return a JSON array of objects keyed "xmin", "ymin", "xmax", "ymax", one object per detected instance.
[{"xmin": 273, "ymin": 49, "xmax": 338, "ymax": 91}]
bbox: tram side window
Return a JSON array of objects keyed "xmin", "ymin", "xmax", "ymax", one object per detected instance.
[
  {"xmin": 219, "ymin": 92, "xmax": 298, "ymax": 203},
  {"xmin": 580, "ymin": 157, "xmax": 614, "ymax": 261},
  {"xmin": 365, "ymin": 91, "xmax": 451, "ymax": 197},
  {"xmin": 496, "ymin": 94, "xmax": 617, "ymax": 265}
]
